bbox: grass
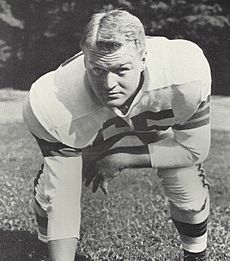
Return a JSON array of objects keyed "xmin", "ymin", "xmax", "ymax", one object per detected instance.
[{"xmin": 0, "ymin": 122, "xmax": 230, "ymax": 261}]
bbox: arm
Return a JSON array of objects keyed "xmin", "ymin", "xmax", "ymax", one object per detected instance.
[
  {"xmin": 100, "ymin": 145, "xmax": 152, "ymax": 169},
  {"xmin": 148, "ymin": 127, "xmax": 211, "ymax": 169},
  {"xmin": 148, "ymin": 97, "xmax": 211, "ymax": 168},
  {"xmin": 83, "ymin": 94, "xmax": 211, "ymax": 193},
  {"xmin": 148, "ymin": 38, "xmax": 212, "ymax": 168},
  {"xmin": 84, "ymin": 123, "xmax": 210, "ymax": 194},
  {"xmin": 91, "ymin": 100, "xmax": 210, "ymax": 170},
  {"xmin": 82, "ymin": 145, "xmax": 151, "ymax": 194},
  {"xmin": 86, "ymin": 116, "xmax": 210, "ymax": 172}
]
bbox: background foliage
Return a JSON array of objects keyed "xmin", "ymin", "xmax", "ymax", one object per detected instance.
[{"xmin": 0, "ymin": 0, "xmax": 229, "ymax": 95}]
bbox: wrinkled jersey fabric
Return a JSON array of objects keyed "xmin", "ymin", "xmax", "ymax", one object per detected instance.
[{"xmin": 24, "ymin": 36, "xmax": 211, "ymax": 168}]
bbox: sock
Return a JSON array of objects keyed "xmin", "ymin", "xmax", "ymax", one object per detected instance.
[
  {"xmin": 172, "ymin": 218, "xmax": 208, "ymax": 256},
  {"xmin": 184, "ymin": 249, "xmax": 206, "ymax": 261}
]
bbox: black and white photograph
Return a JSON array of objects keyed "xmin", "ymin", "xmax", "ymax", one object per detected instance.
[{"xmin": 0, "ymin": 1, "xmax": 230, "ymax": 260}]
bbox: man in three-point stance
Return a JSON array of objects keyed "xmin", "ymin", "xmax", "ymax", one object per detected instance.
[{"xmin": 23, "ymin": 9, "xmax": 211, "ymax": 261}]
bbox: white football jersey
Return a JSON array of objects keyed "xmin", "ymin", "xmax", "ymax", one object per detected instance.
[{"xmin": 25, "ymin": 37, "xmax": 211, "ymax": 168}]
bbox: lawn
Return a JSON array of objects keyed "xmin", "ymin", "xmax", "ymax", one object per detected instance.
[
  {"xmin": 0, "ymin": 90, "xmax": 230, "ymax": 260},
  {"xmin": 0, "ymin": 121, "xmax": 230, "ymax": 261}
]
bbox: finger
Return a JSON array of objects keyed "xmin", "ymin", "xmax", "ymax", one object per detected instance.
[
  {"xmin": 92, "ymin": 174, "xmax": 102, "ymax": 193},
  {"xmin": 82, "ymin": 163, "xmax": 89, "ymax": 182},
  {"xmin": 100, "ymin": 181, "xmax": 109, "ymax": 195},
  {"xmin": 84, "ymin": 168, "xmax": 95, "ymax": 187},
  {"xmin": 82, "ymin": 169, "xmax": 86, "ymax": 182},
  {"xmin": 82, "ymin": 166, "xmax": 92, "ymax": 182}
]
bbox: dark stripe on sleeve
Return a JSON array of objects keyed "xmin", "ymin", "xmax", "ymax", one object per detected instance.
[
  {"xmin": 198, "ymin": 95, "xmax": 210, "ymax": 109},
  {"xmin": 32, "ymin": 134, "xmax": 81, "ymax": 157},
  {"xmin": 173, "ymin": 96, "xmax": 210, "ymax": 130},
  {"xmin": 173, "ymin": 118, "xmax": 209, "ymax": 130},
  {"xmin": 172, "ymin": 218, "xmax": 208, "ymax": 237},
  {"xmin": 189, "ymin": 107, "xmax": 210, "ymax": 121}
]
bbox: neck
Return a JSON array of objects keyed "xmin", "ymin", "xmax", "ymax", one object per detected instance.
[{"xmin": 118, "ymin": 71, "xmax": 144, "ymax": 115}]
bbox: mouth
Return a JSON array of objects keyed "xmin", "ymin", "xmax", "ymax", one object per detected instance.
[{"xmin": 102, "ymin": 92, "xmax": 122, "ymax": 100}]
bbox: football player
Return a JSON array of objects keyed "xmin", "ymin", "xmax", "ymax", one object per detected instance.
[{"xmin": 23, "ymin": 9, "xmax": 211, "ymax": 261}]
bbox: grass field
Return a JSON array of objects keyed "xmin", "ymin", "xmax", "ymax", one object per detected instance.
[{"xmin": 0, "ymin": 92, "xmax": 230, "ymax": 260}]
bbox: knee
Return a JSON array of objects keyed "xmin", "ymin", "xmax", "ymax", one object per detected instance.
[
  {"xmin": 170, "ymin": 195, "xmax": 210, "ymax": 224},
  {"xmin": 158, "ymin": 165, "xmax": 210, "ymax": 213},
  {"xmin": 173, "ymin": 192, "xmax": 209, "ymax": 213}
]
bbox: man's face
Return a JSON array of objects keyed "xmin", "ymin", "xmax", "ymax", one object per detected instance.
[{"xmin": 84, "ymin": 45, "xmax": 145, "ymax": 108}]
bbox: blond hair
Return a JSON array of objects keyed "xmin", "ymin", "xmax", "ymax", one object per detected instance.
[{"xmin": 80, "ymin": 9, "xmax": 146, "ymax": 55}]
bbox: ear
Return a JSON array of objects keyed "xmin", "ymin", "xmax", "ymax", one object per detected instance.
[{"xmin": 140, "ymin": 50, "xmax": 147, "ymax": 71}]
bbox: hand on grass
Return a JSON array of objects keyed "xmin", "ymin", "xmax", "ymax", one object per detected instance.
[
  {"xmin": 82, "ymin": 152, "xmax": 126, "ymax": 195},
  {"xmin": 81, "ymin": 134, "xmax": 151, "ymax": 194}
]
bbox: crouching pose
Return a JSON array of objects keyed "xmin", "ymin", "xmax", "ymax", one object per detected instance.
[{"xmin": 23, "ymin": 9, "xmax": 211, "ymax": 261}]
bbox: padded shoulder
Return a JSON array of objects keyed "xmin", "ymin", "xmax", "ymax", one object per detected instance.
[
  {"xmin": 54, "ymin": 52, "xmax": 101, "ymax": 122},
  {"xmin": 29, "ymin": 53, "xmax": 103, "ymax": 144},
  {"xmin": 167, "ymin": 39, "xmax": 211, "ymax": 86}
]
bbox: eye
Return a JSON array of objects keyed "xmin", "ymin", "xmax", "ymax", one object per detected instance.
[
  {"xmin": 92, "ymin": 67, "xmax": 105, "ymax": 75},
  {"xmin": 115, "ymin": 67, "xmax": 131, "ymax": 76}
]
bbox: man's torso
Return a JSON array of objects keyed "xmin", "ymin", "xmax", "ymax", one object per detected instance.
[{"xmin": 26, "ymin": 37, "xmax": 211, "ymax": 148}]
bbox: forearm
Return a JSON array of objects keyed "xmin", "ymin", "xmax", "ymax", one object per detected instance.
[
  {"xmin": 113, "ymin": 142, "xmax": 195, "ymax": 170},
  {"xmin": 104, "ymin": 145, "xmax": 152, "ymax": 169}
]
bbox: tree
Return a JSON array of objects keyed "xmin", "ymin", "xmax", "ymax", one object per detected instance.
[
  {"xmin": 0, "ymin": 0, "xmax": 23, "ymax": 87},
  {"xmin": 1, "ymin": 0, "xmax": 230, "ymax": 94}
]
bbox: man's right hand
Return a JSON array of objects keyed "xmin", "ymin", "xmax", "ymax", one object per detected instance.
[{"xmin": 82, "ymin": 148, "xmax": 127, "ymax": 194}]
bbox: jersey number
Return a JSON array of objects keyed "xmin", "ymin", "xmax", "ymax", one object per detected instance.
[{"xmin": 103, "ymin": 110, "xmax": 173, "ymax": 131}]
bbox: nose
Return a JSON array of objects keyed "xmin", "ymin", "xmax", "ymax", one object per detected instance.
[{"xmin": 104, "ymin": 71, "xmax": 118, "ymax": 90}]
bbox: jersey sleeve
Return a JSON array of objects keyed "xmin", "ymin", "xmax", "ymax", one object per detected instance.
[
  {"xmin": 22, "ymin": 92, "xmax": 59, "ymax": 142},
  {"xmin": 147, "ymin": 39, "xmax": 211, "ymax": 169},
  {"xmin": 148, "ymin": 93, "xmax": 211, "ymax": 168}
]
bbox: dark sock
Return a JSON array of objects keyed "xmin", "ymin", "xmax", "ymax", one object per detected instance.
[{"xmin": 184, "ymin": 249, "xmax": 206, "ymax": 261}]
